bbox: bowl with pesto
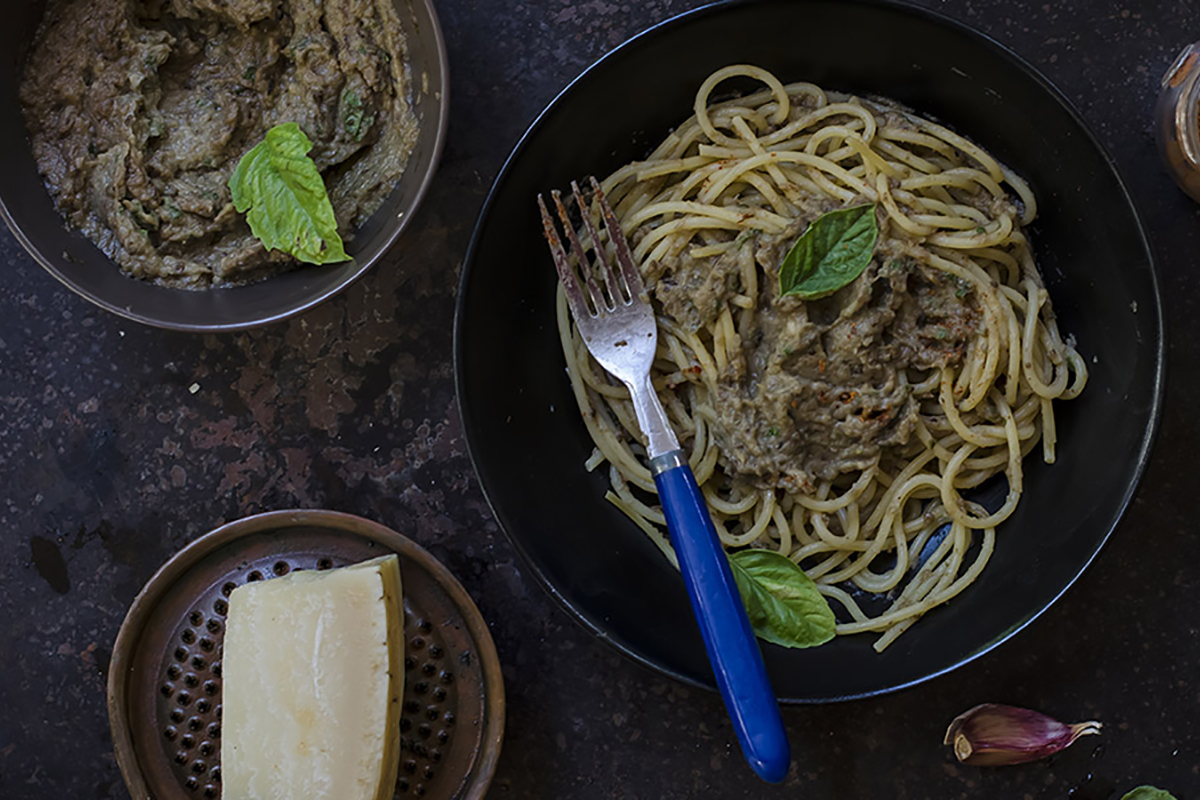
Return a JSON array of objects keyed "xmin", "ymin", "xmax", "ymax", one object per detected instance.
[{"xmin": 0, "ymin": 0, "xmax": 448, "ymax": 331}]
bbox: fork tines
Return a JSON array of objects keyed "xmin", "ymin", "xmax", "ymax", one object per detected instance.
[{"xmin": 537, "ymin": 176, "xmax": 645, "ymax": 318}]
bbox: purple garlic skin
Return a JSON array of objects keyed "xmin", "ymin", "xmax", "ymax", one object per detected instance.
[{"xmin": 944, "ymin": 703, "xmax": 1102, "ymax": 766}]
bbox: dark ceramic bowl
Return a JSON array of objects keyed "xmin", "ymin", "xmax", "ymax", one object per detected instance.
[
  {"xmin": 456, "ymin": 0, "xmax": 1164, "ymax": 702},
  {"xmin": 1, "ymin": 1, "xmax": 448, "ymax": 332}
]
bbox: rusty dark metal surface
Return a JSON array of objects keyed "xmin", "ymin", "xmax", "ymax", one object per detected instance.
[
  {"xmin": 107, "ymin": 510, "xmax": 502, "ymax": 800},
  {"xmin": 2, "ymin": 1, "xmax": 1199, "ymax": 798}
]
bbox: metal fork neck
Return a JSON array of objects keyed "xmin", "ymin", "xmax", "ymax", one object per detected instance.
[{"xmin": 625, "ymin": 372, "xmax": 680, "ymax": 460}]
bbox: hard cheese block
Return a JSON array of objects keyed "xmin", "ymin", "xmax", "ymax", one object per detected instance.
[{"xmin": 221, "ymin": 554, "xmax": 404, "ymax": 800}]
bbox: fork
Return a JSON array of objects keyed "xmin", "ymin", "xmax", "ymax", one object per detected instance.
[{"xmin": 538, "ymin": 177, "xmax": 790, "ymax": 784}]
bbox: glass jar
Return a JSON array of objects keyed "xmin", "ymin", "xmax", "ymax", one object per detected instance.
[{"xmin": 1157, "ymin": 42, "xmax": 1200, "ymax": 201}]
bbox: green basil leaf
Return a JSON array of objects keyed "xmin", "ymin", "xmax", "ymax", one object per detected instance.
[
  {"xmin": 1121, "ymin": 787, "xmax": 1177, "ymax": 800},
  {"xmin": 229, "ymin": 122, "xmax": 349, "ymax": 265},
  {"xmin": 778, "ymin": 203, "xmax": 878, "ymax": 299},
  {"xmin": 342, "ymin": 89, "xmax": 375, "ymax": 142},
  {"xmin": 729, "ymin": 550, "xmax": 836, "ymax": 648}
]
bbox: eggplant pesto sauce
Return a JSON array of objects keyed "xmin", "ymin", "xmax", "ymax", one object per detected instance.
[
  {"xmin": 20, "ymin": 0, "xmax": 419, "ymax": 288},
  {"xmin": 646, "ymin": 199, "xmax": 993, "ymax": 493}
]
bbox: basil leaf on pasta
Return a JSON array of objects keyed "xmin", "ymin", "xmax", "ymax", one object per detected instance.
[
  {"xmin": 229, "ymin": 122, "xmax": 349, "ymax": 265},
  {"xmin": 1121, "ymin": 788, "xmax": 1177, "ymax": 800},
  {"xmin": 729, "ymin": 549, "xmax": 835, "ymax": 648},
  {"xmin": 778, "ymin": 204, "xmax": 878, "ymax": 299}
]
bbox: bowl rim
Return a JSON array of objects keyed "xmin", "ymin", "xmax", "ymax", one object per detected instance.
[
  {"xmin": 1, "ymin": 0, "xmax": 452, "ymax": 333},
  {"xmin": 454, "ymin": 0, "xmax": 1166, "ymax": 701},
  {"xmin": 106, "ymin": 509, "xmax": 506, "ymax": 798}
]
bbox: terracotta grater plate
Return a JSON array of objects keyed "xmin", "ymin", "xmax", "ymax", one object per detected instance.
[{"xmin": 107, "ymin": 510, "xmax": 504, "ymax": 800}]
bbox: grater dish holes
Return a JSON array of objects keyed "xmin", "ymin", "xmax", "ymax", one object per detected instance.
[
  {"xmin": 159, "ymin": 598, "xmax": 231, "ymax": 797},
  {"xmin": 136, "ymin": 527, "xmax": 499, "ymax": 800}
]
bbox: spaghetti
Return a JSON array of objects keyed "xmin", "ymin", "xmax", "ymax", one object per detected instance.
[{"xmin": 557, "ymin": 65, "xmax": 1087, "ymax": 651}]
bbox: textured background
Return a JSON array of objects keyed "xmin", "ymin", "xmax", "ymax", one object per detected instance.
[{"xmin": 0, "ymin": 0, "xmax": 1194, "ymax": 798}]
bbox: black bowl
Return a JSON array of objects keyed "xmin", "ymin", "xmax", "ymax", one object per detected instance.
[
  {"xmin": 0, "ymin": 0, "xmax": 448, "ymax": 332},
  {"xmin": 455, "ymin": 0, "xmax": 1164, "ymax": 702}
]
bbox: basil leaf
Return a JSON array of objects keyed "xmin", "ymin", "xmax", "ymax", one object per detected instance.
[
  {"xmin": 778, "ymin": 204, "xmax": 878, "ymax": 299},
  {"xmin": 342, "ymin": 89, "xmax": 375, "ymax": 142},
  {"xmin": 729, "ymin": 550, "xmax": 836, "ymax": 648},
  {"xmin": 1121, "ymin": 788, "xmax": 1177, "ymax": 800},
  {"xmin": 229, "ymin": 122, "xmax": 349, "ymax": 265}
]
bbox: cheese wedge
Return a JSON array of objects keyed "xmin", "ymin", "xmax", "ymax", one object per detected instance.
[{"xmin": 220, "ymin": 555, "xmax": 403, "ymax": 800}]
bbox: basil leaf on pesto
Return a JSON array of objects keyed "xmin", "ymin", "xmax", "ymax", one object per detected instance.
[
  {"xmin": 1121, "ymin": 788, "xmax": 1177, "ymax": 800},
  {"xmin": 729, "ymin": 549, "xmax": 836, "ymax": 648},
  {"xmin": 229, "ymin": 122, "xmax": 349, "ymax": 265},
  {"xmin": 778, "ymin": 203, "xmax": 878, "ymax": 299},
  {"xmin": 342, "ymin": 90, "xmax": 375, "ymax": 142}
]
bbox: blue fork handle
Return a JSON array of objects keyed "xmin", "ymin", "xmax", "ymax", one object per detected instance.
[{"xmin": 651, "ymin": 450, "xmax": 791, "ymax": 783}]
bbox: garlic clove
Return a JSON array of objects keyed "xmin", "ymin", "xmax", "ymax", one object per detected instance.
[{"xmin": 944, "ymin": 703, "xmax": 1102, "ymax": 766}]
